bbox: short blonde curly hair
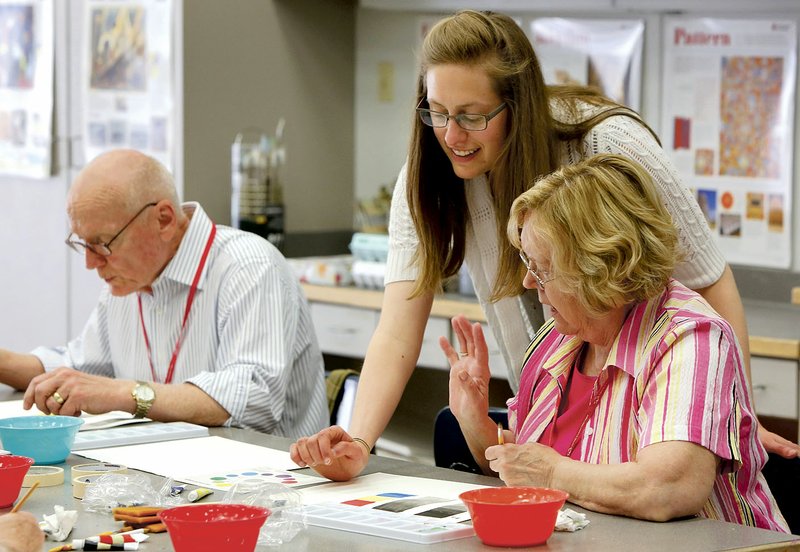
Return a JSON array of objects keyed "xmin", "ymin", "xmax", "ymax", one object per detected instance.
[{"xmin": 506, "ymin": 154, "xmax": 681, "ymax": 317}]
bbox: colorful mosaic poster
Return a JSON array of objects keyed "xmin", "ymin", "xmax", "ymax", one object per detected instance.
[
  {"xmin": 0, "ymin": 0, "xmax": 54, "ymax": 178},
  {"xmin": 530, "ymin": 18, "xmax": 644, "ymax": 110},
  {"xmin": 661, "ymin": 18, "xmax": 795, "ymax": 268},
  {"xmin": 82, "ymin": 0, "xmax": 174, "ymax": 170}
]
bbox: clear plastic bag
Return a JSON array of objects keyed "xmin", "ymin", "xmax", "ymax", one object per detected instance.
[
  {"xmin": 223, "ymin": 480, "xmax": 307, "ymax": 546},
  {"xmin": 81, "ymin": 473, "xmax": 183, "ymax": 512}
]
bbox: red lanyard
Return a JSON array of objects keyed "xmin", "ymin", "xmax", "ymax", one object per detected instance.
[{"xmin": 137, "ymin": 224, "xmax": 216, "ymax": 384}]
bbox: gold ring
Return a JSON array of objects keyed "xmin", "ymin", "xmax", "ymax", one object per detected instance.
[
  {"xmin": 52, "ymin": 391, "xmax": 65, "ymax": 405},
  {"xmin": 459, "ymin": 351, "xmax": 468, "ymax": 357}
]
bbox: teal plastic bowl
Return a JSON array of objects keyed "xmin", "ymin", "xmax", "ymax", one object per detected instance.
[{"xmin": 0, "ymin": 416, "xmax": 84, "ymax": 465}]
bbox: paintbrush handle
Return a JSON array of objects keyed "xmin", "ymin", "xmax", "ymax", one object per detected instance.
[{"xmin": 10, "ymin": 480, "xmax": 40, "ymax": 513}]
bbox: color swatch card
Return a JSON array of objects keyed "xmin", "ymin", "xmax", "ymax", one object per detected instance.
[
  {"xmin": 299, "ymin": 472, "xmax": 490, "ymax": 544},
  {"xmin": 183, "ymin": 467, "xmax": 325, "ymax": 491},
  {"xmin": 73, "ymin": 421, "xmax": 209, "ymax": 450}
]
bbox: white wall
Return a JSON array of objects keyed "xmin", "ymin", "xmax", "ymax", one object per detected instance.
[
  {"xmin": 0, "ymin": 1, "xmax": 72, "ymax": 351},
  {"xmin": 182, "ymin": 0, "xmax": 356, "ymax": 232},
  {"xmin": 354, "ymin": 9, "xmax": 419, "ymax": 201},
  {"xmin": 0, "ymin": 0, "xmax": 356, "ymax": 352}
]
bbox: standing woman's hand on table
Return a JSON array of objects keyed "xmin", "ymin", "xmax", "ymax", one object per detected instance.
[
  {"xmin": 0, "ymin": 512, "xmax": 44, "ymax": 552},
  {"xmin": 291, "ymin": 425, "xmax": 371, "ymax": 482}
]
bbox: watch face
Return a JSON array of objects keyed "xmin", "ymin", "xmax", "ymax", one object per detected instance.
[{"xmin": 137, "ymin": 384, "xmax": 155, "ymax": 401}]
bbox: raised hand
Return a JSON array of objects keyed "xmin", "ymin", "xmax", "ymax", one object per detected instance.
[{"xmin": 440, "ymin": 315, "xmax": 491, "ymax": 426}]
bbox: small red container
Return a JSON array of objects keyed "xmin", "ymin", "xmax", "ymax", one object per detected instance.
[
  {"xmin": 159, "ymin": 504, "xmax": 270, "ymax": 551},
  {"xmin": 459, "ymin": 486, "xmax": 569, "ymax": 547},
  {"xmin": 0, "ymin": 455, "xmax": 34, "ymax": 509}
]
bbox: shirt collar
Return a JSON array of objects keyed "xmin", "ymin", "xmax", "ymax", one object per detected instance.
[
  {"xmin": 152, "ymin": 202, "xmax": 215, "ymax": 290},
  {"xmin": 542, "ymin": 334, "xmax": 584, "ymax": 382},
  {"xmin": 543, "ymin": 298, "xmax": 657, "ymax": 381}
]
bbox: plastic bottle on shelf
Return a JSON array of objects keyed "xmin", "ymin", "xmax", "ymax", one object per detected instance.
[{"xmin": 231, "ymin": 121, "xmax": 285, "ymax": 251}]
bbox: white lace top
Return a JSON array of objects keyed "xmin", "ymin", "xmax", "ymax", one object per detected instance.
[{"xmin": 385, "ymin": 113, "xmax": 726, "ymax": 391}]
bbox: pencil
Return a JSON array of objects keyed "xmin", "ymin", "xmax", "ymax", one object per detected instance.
[
  {"xmin": 497, "ymin": 422, "xmax": 504, "ymax": 445},
  {"xmin": 11, "ymin": 481, "xmax": 39, "ymax": 513}
]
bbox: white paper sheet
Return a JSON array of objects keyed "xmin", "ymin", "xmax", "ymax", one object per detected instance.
[
  {"xmin": 74, "ymin": 436, "xmax": 298, "ymax": 482},
  {"xmin": 182, "ymin": 467, "xmax": 325, "ymax": 491},
  {"xmin": 0, "ymin": 399, "xmax": 31, "ymax": 419}
]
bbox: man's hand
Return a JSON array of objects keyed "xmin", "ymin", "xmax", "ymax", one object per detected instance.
[
  {"xmin": 290, "ymin": 425, "xmax": 370, "ymax": 482},
  {"xmin": 22, "ymin": 367, "xmax": 131, "ymax": 417}
]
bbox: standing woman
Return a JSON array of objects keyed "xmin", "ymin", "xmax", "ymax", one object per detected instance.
[{"xmin": 291, "ymin": 10, "xmax": 799, "ymax": 480}]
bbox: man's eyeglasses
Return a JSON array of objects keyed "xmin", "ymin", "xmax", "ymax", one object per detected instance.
[
  {"xmin": 66, "ymin": 202, "xmax": 157, "ymax": 257},
  {"xmin": 416, "ymin": 101, "xmax": 507, "ymax": 131},
  {"xmin": 518, "ymin": 250, "xmax": 557, "ymax": 290}
]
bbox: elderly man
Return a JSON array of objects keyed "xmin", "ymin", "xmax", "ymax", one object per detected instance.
[{"xmin": 0, "ymin": 149, "xmax": 327, "ymax": 438}]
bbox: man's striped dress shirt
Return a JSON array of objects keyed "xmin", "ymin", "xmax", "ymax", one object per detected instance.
[{"xmin": 33, "ymin": 202, "xmax": 328, "ymax": 438}]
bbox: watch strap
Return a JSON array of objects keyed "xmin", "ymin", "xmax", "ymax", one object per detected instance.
[{"xmin": 132, "ymin": 381, "xmax": 155, "ymax": 418}]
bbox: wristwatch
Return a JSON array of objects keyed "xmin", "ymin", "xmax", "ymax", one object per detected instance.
[{"xmin": 131, "ymin": 381, "xmax": 156, "ymax": 418}]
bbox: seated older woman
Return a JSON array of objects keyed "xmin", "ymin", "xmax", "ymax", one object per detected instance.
[{"xmin": 442, "ymin": 154, "xmax": 788, "ymax": 532}]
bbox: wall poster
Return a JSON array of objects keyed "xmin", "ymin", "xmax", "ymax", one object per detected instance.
[
  {"xmin": 0, "ymin": 0, "xmax": 54, "ymax": 178},
  {"xmin": 82, "ymin": 0, "xmax": 173, "ymax": 170},
  {"xmin": 661, "ymin": 18, "xmax": 796, "ymax": 269},
  {"xmin": 530, "ymin": 18, "xmax": 644, "ymax": 110}
]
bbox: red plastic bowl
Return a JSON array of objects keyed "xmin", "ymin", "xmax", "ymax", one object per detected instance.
[
  {"xmin": 159, "ymin": 504, "xmax": 270, "ymax": 551},
  {"xmin": 0, "ymin": 455, "xmax": 34, "ymax": 509},
  {"xmin": 459, "ymin": 486, "xmax": 569, "ymax": 547}
]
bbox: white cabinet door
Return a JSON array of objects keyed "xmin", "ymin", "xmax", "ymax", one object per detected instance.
[
  {"xmin": 310, "ymin": 303, "xmax": 378, "ymax": 358},
  {"xmin": 417, "ymin": 317, "xmax": 450, "ymax": 370},
  {"xmin": 482, "ymin": 323, "xmax": 509, "ymax": 381},
  {"xmin": 750, "ymin": 357, "xmax": 798, "ymax": 419}
]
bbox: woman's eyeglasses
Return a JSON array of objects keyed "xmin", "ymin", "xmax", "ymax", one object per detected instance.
[
  {"xmin": 416, "ymin": 101, "xmax": 507, "ymax": 131},
  {"xmin": 518, "ymin": 250, "xmax": 556, "ymax": 290}
]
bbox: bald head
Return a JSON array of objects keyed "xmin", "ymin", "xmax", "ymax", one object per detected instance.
[
  {"xmin": 66, "ymin": 150, "xmax": 190, "ymax": 295},
  {"xmin": 67, "ymin": 149, "xmax": 181, "ymax": 234}
]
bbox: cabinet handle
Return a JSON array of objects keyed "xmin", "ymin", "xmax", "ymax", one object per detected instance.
[{"xmin": 752, "ymin": 384, "xmax": 768, "ymax": 392}]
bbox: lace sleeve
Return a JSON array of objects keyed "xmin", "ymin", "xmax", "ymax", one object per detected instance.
[
  {"xmin": 385, "ymin": 162, "xmax": 420, "ymax": 284},
  {"xmin": 579, "ymin": 116, "xmax": 726, "ymax": 289}
]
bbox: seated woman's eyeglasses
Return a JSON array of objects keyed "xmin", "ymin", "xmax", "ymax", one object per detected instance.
[
  {"xmin": 65, "ymin": 202, "xmax": 157, "ymax": 257},
  {"xmin": 416, "ymin": 101, "xmax": 507, "ymax": 131},
  {"xmin": 518, "ymin": 250, "xmax": 557, "ymax": 290}
]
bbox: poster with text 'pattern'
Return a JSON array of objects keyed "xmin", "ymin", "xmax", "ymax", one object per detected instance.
[{"xmin": 661, "ymin": 18, "xmax": 796, "ymax": 268}]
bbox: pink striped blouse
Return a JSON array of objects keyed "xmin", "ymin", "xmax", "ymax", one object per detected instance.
[{"xmin": 507, "ymin": 279, "xmax": 788, "ymax": 532}]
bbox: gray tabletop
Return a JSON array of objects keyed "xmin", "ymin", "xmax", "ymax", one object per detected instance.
[{"xmin": 3, "ymin": 425, "xmax": 795, "ymax": 552}]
